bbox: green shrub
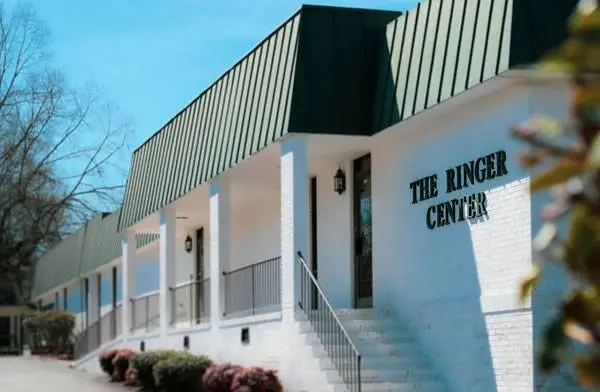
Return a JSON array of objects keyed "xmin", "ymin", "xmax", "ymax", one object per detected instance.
[
  {"xmin": 23, "ymin": 313, "xmax": 45, "ymax": 353},
  {"xmin": 202, "ymin": 363, "xmax": 243, "ymax": 392},
  {"xmin": 99, "ymin": 349, "xmax": 119, "ymax": 379},
  {"xmin": 130, "ymin": 349, "xmax": 179, "ymax": 391},
  {"xmin": 230, "ymin": 366, "xmax": 283, "ymax": 392},
  {"xmin": 124, "ymin": 366, "xmax": 140, "ymax": 387},
  {"xmin": 113, "ymin": 348, "xmax": 136, "ymax": 382},
  {"xmin": 23, "ymin": 311, "xmax": 75, "ymax": 356},
  {"xmin": 44, "ymin": 311, "xmax": 75, "ymax": 354},
  {"xmin": 153, "ymin": 353, "xmax": 213, "ymax": 392}
]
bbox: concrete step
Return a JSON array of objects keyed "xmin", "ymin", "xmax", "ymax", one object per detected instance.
[
  {"xmin": 332, "ymin": 380, "xmax": 446, "ymax": 392},
  {"xmin": 304, "ymin": 332, "xmax": 416, "ymax": 346},
  {"xmin": 298, "ymin": 318, "xmax": 408, "ymax": 334},
  {"xmin": 318, "ymin": 355, "xmax": 431, "ymax": 371},
  {"xmin": 302, "ymin": 331, "xmax": 414, "ymax": 346},
  {"xmin": 324, "ymin": 368, "xmax": 440, "ymax": 383},
  {"xmin": 309, "ymin": 341, "xmax": 422, "ymax": 357},
  {"xmin": 333, "ymin": 308, "xmax": 397, "ymax": 320},
  {"xmin": 311, "ymin": 345, "xmax": 424, "ymax": 361}
]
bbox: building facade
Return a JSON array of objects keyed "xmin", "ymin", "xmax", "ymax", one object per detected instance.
[{"xmin": 30, "ymin": 1, "xmax": 580, "ymax": 391}]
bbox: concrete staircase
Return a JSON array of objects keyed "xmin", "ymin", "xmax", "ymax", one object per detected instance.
[{"xmin": 297, "ymin": 308, "xmax": 446, "ymax": 392}]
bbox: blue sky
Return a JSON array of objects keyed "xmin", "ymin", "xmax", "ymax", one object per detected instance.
[{"xmin": 12, "ymin": 0, "xmax": 418, "ymax": 184}]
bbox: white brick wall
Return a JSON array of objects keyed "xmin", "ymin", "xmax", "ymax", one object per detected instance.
[
  {"xmin": 76, "ymin": 80, "xmax": 582, "ymax": 392},
  {"xmin": 370, "ymin": 81, "xmax": 569, "ymax": 391}
]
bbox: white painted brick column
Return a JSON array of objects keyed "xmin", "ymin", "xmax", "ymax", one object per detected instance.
[
  {"xmin": 280, "ymin": 137, "xmax": 309, "ymax": 320},
  {"xmin": 121, "ymin": 231, "xmax": 136, "ymax": 340},
  {"xmin": 159, "ymin": 209, "xmax": 176, "ymax": 339},
  {"xmin": 209, "ymin": 180, "xmax": 230, "ymax": 329},
  {"xmin": 87, "ymin": 274, "xmax": 100, "ymax": 325}
]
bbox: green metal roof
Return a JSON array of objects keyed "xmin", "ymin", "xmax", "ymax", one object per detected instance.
[
  {"xmin": 79, "ymin": 212, "xmax": 121, "ymax": 276},
  {"xmin": 31, "ymin": 230, "xmax": 85, "ymax": 299},
  {"xmin": 118, "ymin": 5, "xmax": 400, "ymax": 231},
  {"xmin": 31, "ymin": 211, "xmax": 158, "ymax": 299},
  {"xmin": 372, "ymin": 0, "xmax": 578, "ymax": 131}
]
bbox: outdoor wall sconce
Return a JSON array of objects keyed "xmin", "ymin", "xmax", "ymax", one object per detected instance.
[
  {"xmin": 333, "ymin": 167, "xmax": 346, "ymax": 195},
  {"xmin": 183, "ymin": 335, "xmax": 190, "ymax": 351},
  {"xmin": 241, "ymin": 327, "xmax": 250, "ymax": 345},
  {"xmin": 184, "ymin": 235, "xmax": 193, "ymax": 253},
  {"xmin": 140, "ymin": 341, "xmax": 145, "ymax": 352}
]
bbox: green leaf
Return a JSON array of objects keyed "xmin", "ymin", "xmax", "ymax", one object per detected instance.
[
  {"xmin": 539, "ymin": 349, "xmax": 562, "ymax": 373},
  {"xmin": 544, "ymin": 317, "xmax": 568, "ymax": 348},
  {"xmin": 529, "ymin": 114, "xmax": 562, "ymax": 135},
  {"xmin": 519, "ymin": 266, "xmax": 541, "ymax": 303},
  {"xmin": 530, "ymin": 159, "xmax": 586, "ymax": 193},
  {"xmin": 588, "ymin": 134, "xmax": 600, "ymax": 168},
  {"xmin": 564, "ymin": 206, "xmax": 600, "ymax": 283}
]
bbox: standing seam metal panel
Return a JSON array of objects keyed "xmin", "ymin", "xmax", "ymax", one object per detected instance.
[{"xmin": 372, "ymin": 0, "xmax": 515, "ymax": 132}]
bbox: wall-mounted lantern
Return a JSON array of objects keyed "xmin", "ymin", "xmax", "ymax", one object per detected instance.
[
  {"xmin": 333, "ymin": 167, "xmax": 346, "ymax": 195},
  {"xmin": 184, "ymin": 235, "xmax": 193, "ymax": 253}
]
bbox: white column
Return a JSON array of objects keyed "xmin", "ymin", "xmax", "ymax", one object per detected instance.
[
  {"xmin": 280, "ymin": 136, "xmax": 309, "ymax": 319},
  {"xmin": 121, "ymin": 231, "xmax": 136, "ymax": 340},
  {"xmin": 88, "ymin": 274, "xmax": 100, "ymax": 325},
  {"xmin": 159, "ymin": 209, "xmax": 176, "ymax": 339},
  {"xmin": 209, "ymin": 180, "xmax": 230, "ymax": 329}
]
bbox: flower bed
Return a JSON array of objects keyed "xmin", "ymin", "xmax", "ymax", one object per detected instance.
[{"xmin": 98, "ymin": 348, "xmax": 283, "ymax": 392}]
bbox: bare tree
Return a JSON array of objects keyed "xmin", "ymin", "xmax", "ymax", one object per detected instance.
[{"xmin": 0, "ymin": 3, "xmax": 132, "ymax": 304}]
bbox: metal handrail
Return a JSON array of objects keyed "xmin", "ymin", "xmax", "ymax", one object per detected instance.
[
  {"xmin": 130, "ymin": 292, "xmax": 160, "ymax": 331},
  {"xmin": 130, "ymin": 290, "xmax": 159, "ymax": 301},
  {"xmin": 296, "ymin": 251, "xmax": 361, "ymax": 356},
  {"xmin": 169, "ymin": 277, "xmax": 210, "ymax": 325},
  {"xmin": 296, "ymin": 251, "xmax": 362, "ymax": 392},
  {"xmin": 222, "ymin": 256, "xmax": 281, "ymax": 316},
  {"xmin": 222, "ymin": 256, "xmax": 280, "ymax": 275}
]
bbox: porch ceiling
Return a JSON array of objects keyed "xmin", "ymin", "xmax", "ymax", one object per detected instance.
[{"xmin": 132, "ymin": 134, "xmax": 370, "ymax": 235}]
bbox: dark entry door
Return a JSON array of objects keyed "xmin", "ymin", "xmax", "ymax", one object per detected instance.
[
  {"xmin": 353, "ymin": 154, "xmax": 373, "ymax": 308},
  {"xmin": 195, "ymin": 228, "xmax": 204, "ymax": 322},
  {"xmin": 0, "ymin": 317, "xmax": 10, "ymax": 347}
]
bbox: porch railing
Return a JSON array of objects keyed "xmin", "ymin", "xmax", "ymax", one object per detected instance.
[
  {"xmin": 223, "ymin": 256, "xmax": 281, "ymax": 317},
  {"xmin": 297, "ymin": 252, "xmax": 362, "ymax": 392},
  {"xmin": 130, "ymin": 292, "xmax": 160, "ymax": 331},
  {"xmin": 74, "ymin": 304, "xmax": 122, "ymax": 359},
  {"xmin": 169, "ymin": 277, "xmax": 210, "ymax": 325}
]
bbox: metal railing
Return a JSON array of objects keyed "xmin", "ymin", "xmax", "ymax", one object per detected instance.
[
  {"xmin": 297, "ymin": 252, "xmax": 362, "ymax": 392},
  {"xmin": 223, "ymin": 256, "xmax": 281, "ymax": 317},
  {"xmin": 74, "ymin": 304, "xmax": 122, "ymax": 359},
  {"xmin": 130, "ymin": 292, "xmax": 160, "ymax": 331},
  {"xmin": 169, "ymin": 277, "xmax": 210, "ymax": 325}
]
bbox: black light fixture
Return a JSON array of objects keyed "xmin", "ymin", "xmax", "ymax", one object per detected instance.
[
  {"xmin": 184, "ymin": 235, "xmax": 193, "ymax": 253},
  {"xmin": 333, "ymin": 167, "xmax": 346, "ymax": 195}
]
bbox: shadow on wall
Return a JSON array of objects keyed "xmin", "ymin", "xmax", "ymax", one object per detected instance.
[
  {"xmin": 531, "ymin": 190, "xmax": 585, "ymax": 391},
  {"xmin": 374, "ymin": 96, "xmax": 538, "ymax": 391}
]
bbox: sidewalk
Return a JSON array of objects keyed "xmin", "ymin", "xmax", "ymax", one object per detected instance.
[{"xmin": 0, "ymin": 356, "xmax": 121, "ymax": 392}]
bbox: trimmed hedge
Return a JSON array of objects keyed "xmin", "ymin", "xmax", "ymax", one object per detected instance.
[
  {"xmin": 100, "ymin": 348, "xmax": 284, "ymax": 392},
  {"xmin": 23, "ymin": 311, "xmax": 75, "ymax": 356},
  {"xmin": 230, "ymin": 366, "xmax": 283, "ymax": 392},
  {"xmin": 124, "ymin": 366, "xmax": 139, "ymax": 387},
  {"xmin": 153, "ymin": 352, "xmax": 213, "ymax": 392},
  {"xmin": 130, "ymin": 349, "xmax": 179, "ymax": 391},
  {"xmin": 113, "ymin": 348, "xmax": 135, "ymax": 382},
  {"xmin": 99, "ymin": 349, "xmax": 119, "ymax": 379},
  {"xmin": 202, "ymin": 363, "xmax": 243, "ymax": 392}
]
